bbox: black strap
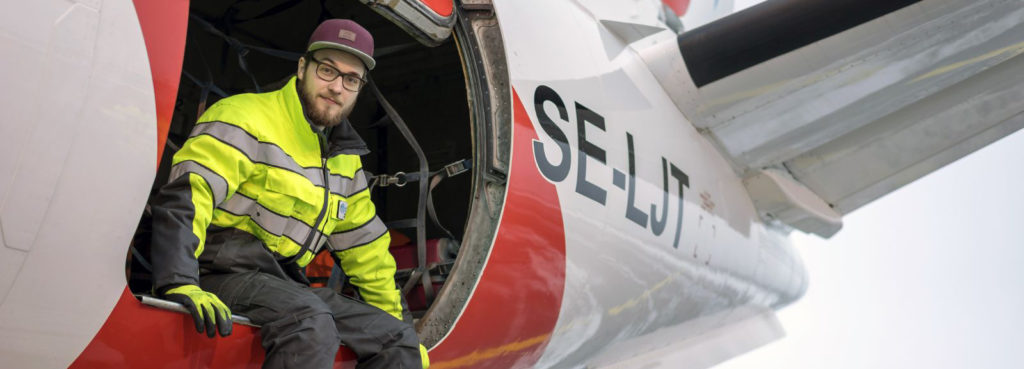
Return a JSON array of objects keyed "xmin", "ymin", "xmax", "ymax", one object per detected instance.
[
  {"xmin": 130, "ymin": 245, "xmax": 153, "ymax": 273},
  {"xmin": 188, "ymin": 14, "xmax": 260, "ymax": 92},
  {"xmin": 385, "ymin": 219, "xmax": 419, "ymax": 230},
  {"xmin": 184, "ymin": 15, "xmax": 230, "ymax": 119},
  {"xmin": 189, "ymin": 14, "xmax": 306, "ymax": 94},
  {"xmin": 375, "ymin": 159, "xmax": 471, "ymax": 241},
  {"xmin": 368, "ymin": 77, "xmax": 435, "ymax": 303},
  {"xmin": 183, "ymin": 71, "xmax": 228, "ymax": 118},
  {"xmin": 426, "ymin": 160, "xmax": 470, "ymax": 241}
]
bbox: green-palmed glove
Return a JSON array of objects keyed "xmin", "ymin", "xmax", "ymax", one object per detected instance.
[
  {"xmin": 420, "ymin": 344, "xmax": 430, "ymax": 368},
  {"xmin": 163, "ymin": 284, "xmax": 233, "ymax": 338}
]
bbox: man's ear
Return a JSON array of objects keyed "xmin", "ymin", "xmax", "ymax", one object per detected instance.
[{"xmin": 296, "ymin": 57, "xmax": 306, "ymax": 80}]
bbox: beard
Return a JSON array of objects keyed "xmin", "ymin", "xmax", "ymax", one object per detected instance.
[{"xmin": 296, "ymin": 73, "xmax": 354, "ymax": 128}]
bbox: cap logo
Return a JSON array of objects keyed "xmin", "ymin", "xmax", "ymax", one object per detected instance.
[{"xmin": 338, "ymin": 30, "xmax": 357, "ymax": 42}]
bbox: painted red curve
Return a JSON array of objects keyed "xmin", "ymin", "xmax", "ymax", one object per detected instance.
[
  {"xmin": 421, "ymin": 0, "xmax": 454, "ymax": 18},
  {"xmin": 133, "ymin": 0, "xmax": 188, "ymax": 167},
  {"xmin": 427, "ymin": 89, "xmax": 567, "ymax": 369},
  {"xmin": 68, "ymin": 287, "xmax": 338, "ymax": 369}
]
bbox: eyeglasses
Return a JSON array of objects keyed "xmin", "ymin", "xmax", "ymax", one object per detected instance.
[{"xmin": 307, "ymin": 54, "xmax": 366, "ymax": 92}]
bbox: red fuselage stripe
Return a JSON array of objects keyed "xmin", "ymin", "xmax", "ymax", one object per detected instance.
[
  {"xmin": 132, "ymin": 0, "xmax": 189, "ymax": 168},
  {"xmin": 427, "ymin": 89, "xmax": 567, "ymax": 368},
  {"xmin": 70, "ymin": 287, "xmax": 269, "ymax": 368}
]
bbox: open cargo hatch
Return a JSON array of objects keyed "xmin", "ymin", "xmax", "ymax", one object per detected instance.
[
  {"xmin": 360, "ymin": 0, "xmax": 456, "ymax": 46},
  {"xmin": 126, "ymin": 0, "xmax": 512, "ymax": 349}
]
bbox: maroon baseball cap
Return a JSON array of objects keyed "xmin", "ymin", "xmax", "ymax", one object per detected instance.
[{"xmin": 307, "ymin": 19, "xmax": 376, "ymax": 70}]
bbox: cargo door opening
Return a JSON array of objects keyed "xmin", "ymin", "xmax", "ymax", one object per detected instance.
[{"xmin": 126, "ymin": 0, "xmax": 511, "ymax": 346}]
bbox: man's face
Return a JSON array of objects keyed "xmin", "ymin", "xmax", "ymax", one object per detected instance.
[{"xmin": 296, "ymin": 48, "xmax": 366, "ymax": 128}]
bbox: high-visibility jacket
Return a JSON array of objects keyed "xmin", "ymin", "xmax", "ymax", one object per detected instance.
[{"xmin": 150, "ymin": 76, "xmax": 403, "ymax": 320}]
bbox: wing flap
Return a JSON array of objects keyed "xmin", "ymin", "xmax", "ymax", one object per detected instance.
[{"xmin": 639, "ymin": 0, "xmax": 1024, "ymax": 235}]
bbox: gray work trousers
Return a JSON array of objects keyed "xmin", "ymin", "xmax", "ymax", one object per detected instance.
[{"xmin": 200, "ymin": 271, "xmax": 421, "ymax": 369}]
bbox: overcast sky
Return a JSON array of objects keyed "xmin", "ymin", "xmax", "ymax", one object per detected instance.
[
  {"xmin": 717, "ymin": 127, "xmax": 1024, "ymax": 369},
  {"xmin": 714, "ymin": 1, "xmax": 1024, "ymax": 368}
]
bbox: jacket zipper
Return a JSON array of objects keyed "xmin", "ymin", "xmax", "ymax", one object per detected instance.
[
  {"xmin": 288, "ymin": 138, "xmax": 331, "ymax": 265},
  {"xmin": 314, "ymin": 157, "xmax": 330, "ymax": 247}
]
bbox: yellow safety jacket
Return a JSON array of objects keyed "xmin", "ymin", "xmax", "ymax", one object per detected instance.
[{"xmin": 150, "ymin": 77, "xmax": 403, "ymax": 320}]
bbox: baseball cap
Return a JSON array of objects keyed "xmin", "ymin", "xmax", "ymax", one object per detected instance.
[{"xmin": 307, "ymin": 19, "xmax": 376, "ymax": 70}]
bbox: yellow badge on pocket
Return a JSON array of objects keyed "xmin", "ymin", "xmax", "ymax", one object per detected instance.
[{"xmin": 337, "ymin": 199, "xmax": 349, "ymax": 220}]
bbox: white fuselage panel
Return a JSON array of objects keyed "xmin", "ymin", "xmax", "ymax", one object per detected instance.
[{"xmin": 492, "ymin": 1, "xmax": 806, "ymax": 367}]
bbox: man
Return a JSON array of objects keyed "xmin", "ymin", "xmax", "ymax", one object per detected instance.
[{"xmin": 149, "ymin": 19, "xmax": 429, "ymax": 369}]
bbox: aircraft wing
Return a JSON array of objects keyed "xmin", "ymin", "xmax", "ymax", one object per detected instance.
[{"xmin": 641, "ymin": 0, "xmax": 1024, "ymax": 237}]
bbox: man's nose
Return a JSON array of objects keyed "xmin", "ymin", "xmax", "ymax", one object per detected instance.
[{"xmin": 327, "ymin": 78, "xmax": 345, "ymax": 94}]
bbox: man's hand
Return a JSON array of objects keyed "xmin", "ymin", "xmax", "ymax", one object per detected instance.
[
  {"xmin": 163, "ymin": 284, "xmax": 233, "ymax": 338},
  {"xmin": 420, "ymin": 344, "xmax": 430, "ymax": 368}
]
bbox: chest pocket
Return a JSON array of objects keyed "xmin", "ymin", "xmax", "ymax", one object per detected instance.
[{"xmin": 263, "ymin": 169, "xmax": 325, "ymax": 223}]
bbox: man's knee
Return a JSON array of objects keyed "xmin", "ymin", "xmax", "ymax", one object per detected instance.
[
  {"xmin": 343, "ymin": 307, "xmax": 419, "ymax": 360},
  {"xmin": 366, "ymin": 311, "xmax": 420, "ymax": 352},
  {"xmin": 300, "ymin": 311, "xmax": 343, "ymax": 349},
  {"xmin": 391, "ymin": 320, "xmax": 420, "ymax": 349},
  {"xmin": 257, "ymin": 293, "xmax": 341, "ymax": 351},
  {"xmin": 362, "ymin": 320, "xmax": 421, "ymax": 369},
  {"xmin": 259, "ymin": 313, "xmax": 339, "ymax": 369}
]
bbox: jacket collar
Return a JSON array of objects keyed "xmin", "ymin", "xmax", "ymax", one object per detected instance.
[
  {"xmin": 327, "ymin": 119, "xmax": 370, "ymax": 156},
  {"xmin": 283, "ymin": 76, "xmax": 371, "ymax": 156}
]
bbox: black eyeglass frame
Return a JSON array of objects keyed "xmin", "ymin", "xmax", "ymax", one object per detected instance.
[{"xmin": 305, "ymin": 52, "xmax": 367, "ymax": 92}]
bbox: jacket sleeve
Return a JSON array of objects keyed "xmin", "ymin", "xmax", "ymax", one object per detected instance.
[
  {"xmin": 330, "ymin": 188, "xmax": 403, "ymax": 320},
  {"xmin": 150, "ymin": 117, "xmax": 255, "ymax": 293},
  {"xmin": 334, "ymin": 229, "xmax": 402, "ymax": 320}
]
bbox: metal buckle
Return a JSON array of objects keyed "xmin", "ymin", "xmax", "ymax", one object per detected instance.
[
  {"xmin": 443, "ymin": 160, "xmax": 469, "ymax": 177},
  {"xmin": 375, "ymin": 172, "xmax": 408, "ymax": 187}
]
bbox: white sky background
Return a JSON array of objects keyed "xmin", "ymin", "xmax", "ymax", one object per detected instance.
[
  {"xmin": 716, "ymin": 128, "xmax": 1024, "ymax": 369},
  {"xmin": 714, "ymin": 0, "xmax": 1024, "ymax": 368}
]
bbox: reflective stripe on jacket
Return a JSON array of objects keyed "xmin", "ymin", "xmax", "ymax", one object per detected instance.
[{"xmin": 150, "ymin": 76, "xmax": 403, "ymax": 320}]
